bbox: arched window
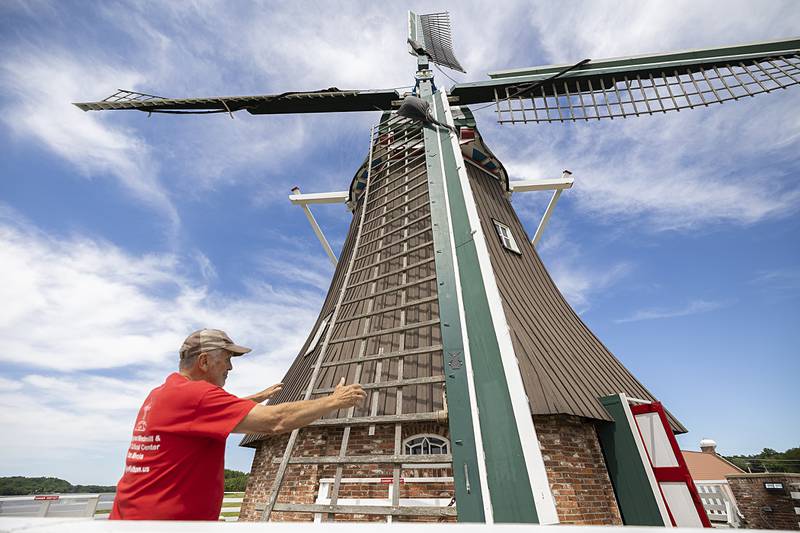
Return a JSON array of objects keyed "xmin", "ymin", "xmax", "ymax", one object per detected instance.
[{"xmin": 403, "ymin": 434, "xmax": 450, "ymax": 455}]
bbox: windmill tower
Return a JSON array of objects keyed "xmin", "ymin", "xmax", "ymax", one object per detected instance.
[{"xmin": 75, "ymin": 12, "xmax": 800, "ymax": 525}]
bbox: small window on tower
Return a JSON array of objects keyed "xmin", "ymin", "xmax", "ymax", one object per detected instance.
[
  {"xmin": 304, "ymin": 313, "xmax": 332, "ymax": 357},
  {"xmin": 403, "ymin": 434, "xmax": 450, "ymax": 455},
  {"xmin": 493, "ymin": 219, "xmax": 521, "ymax": 254}
]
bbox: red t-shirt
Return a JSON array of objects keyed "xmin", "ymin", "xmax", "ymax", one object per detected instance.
[{"xmin": 110, "ymin": 373, "xmax": 256, "ymax": 520}]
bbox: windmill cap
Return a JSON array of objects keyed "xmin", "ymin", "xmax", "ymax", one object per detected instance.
[{"xmin": 179, "ymin": 328, "xmax": 251, "ymax": 359}]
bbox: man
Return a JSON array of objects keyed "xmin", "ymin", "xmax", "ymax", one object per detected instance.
[{"xmin": 110, "ymin": 328, "xmax": 366, "ymax": 520}]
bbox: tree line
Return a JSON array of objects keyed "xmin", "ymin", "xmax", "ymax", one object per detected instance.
[
  {"xmin": 1, "ymin": 470, "xmax": 250, "ymax": 495},
  {"xmin": 724, "ymin": 447, "xmax": 800, "ymax": 473}
]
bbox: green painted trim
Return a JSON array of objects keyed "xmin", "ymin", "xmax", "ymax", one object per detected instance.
[
  {"xmin": 431, "ymin": 93, "xmax": 539, "ymax": 523},
  {"xmin": 419, "ymin": 79, "xmax": 486, "ymax": 523},
  {"xmin": 597, "ymin": 395, "xmax": 666, "ymax": 526},
  {"xmin": 488, "ymin": 37, "xmax": 800, "ymax": 79},
  {"xmin": 451, "ymin": 37, "xmax": 800, "ymax": 105}
]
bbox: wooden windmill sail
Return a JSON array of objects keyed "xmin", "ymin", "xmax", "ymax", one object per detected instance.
[{"xmin": 74, "ymin": 12, "xmax": 800, "ymax": 525}]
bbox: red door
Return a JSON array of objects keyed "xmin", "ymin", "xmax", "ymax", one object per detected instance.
[{"xmin": 630, "ymin": 401, "xmax": 711, "ymax": 528}]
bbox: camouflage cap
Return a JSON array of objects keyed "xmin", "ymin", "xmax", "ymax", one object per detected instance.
[{"xmin": 179, "ymin": 328, "xmax": 251, "ymax": 359}]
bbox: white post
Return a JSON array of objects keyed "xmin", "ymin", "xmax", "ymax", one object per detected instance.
[{"xmin": 291, "ymin": 187, "xmax": 338, "ymax": 267}]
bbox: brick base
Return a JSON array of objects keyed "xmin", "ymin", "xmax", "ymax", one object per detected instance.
[
  {"xmin": 240, "ymin": 415, "xmax": 621, "ymax": 524},
  {"xmin": 727, "ymin": 473, "xmax": 800, "ymax": 530},
  {"xmin": 240, "ymin": 422, "xmax": 453, "ymax": 522},
  {"xmin": 535, "ymin": 414, "xmax": 623, "ymax": 525}
]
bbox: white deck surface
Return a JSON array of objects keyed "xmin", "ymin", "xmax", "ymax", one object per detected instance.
[{"xmin": 0, "ymin": 519, "xmax": 758, "ymax": 533}]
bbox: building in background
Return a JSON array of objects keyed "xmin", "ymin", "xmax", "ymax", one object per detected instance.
[{"xmin": 682, "ymin": 439, "xmax": 744, "ymax": 527}]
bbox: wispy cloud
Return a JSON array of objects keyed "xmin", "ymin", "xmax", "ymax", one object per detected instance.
[
  {"xmin": 0, "ymin": 50, "xmax": 179, "ymax": 229},
  {"xmin": 0, "ymin": 210, "xmax": 330, "ymax": 479},
  {"xmin": 615, "ymin": 299, "xmax": 730, "ymax": 323}
]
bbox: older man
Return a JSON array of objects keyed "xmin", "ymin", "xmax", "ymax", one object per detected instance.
[{"xmin": 110, "ymin": 328, "xmax": 365, "ymax": 520}]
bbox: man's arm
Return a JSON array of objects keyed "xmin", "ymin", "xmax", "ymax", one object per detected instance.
[
  {"xmin": 243, "ymin": 383, "xmax": 283, "ymax": 403},
  {"xmin": 232, "ymin": 379, "xmax": 366, "ymax": 435}
]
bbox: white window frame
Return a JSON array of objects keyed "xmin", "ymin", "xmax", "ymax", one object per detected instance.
[
  {"xmin": 304, "ymin": 313, "xmax": 332, "ymax": 357},
  {"xmin": 492, "ymin": 219, "xmax": 521, "ymax": 254},
  {"xmin": 402, "ymin": 434, "xmax": 451, "ymax": 469}
]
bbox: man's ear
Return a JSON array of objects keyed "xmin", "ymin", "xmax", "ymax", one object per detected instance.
[{"xmin": 198, "ymin": 352, "xmax": 209, "ymax": 371}]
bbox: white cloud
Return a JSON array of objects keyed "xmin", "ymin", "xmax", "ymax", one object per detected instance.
[
  {"xmin": 0, "ymin": 50, "xmax": 179, "ymax": 228},
  {"xmin": 0, "ymin": 213, "xmax": 329, "ymax": 479},
  {"xmin": 616, "ymin": 299, "xmax": 730, "ymax": 323}
]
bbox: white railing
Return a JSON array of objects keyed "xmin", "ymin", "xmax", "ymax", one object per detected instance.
[
  {"xmin": 0, "ymin": 494, "xmax": 100, "ymax": 518},
  {"xmin": 0, "ymin": 492, "xmax": 243, "ymax": 522}
]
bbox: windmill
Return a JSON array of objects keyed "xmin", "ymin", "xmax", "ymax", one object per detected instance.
[{"xmin": 74, "ymin": 12, "xmax": 800, "ymax": 526}]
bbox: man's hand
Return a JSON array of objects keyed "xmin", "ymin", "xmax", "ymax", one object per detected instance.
[
  {"xmin": 330, "ymin": 378, "xmax": 366, "ymax": 409},
  {"xmin": 244, "ymin": 383, "xmax": 284, "ymax": 404}
]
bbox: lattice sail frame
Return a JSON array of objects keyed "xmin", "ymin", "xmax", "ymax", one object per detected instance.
[{"xmin": 492, "ymin": 54, "xmax": 800, "ymax": 124}]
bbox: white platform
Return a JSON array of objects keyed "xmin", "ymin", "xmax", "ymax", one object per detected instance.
[{"xmin": 0, "ymin": 518, "xmax": 752, "ymax": 533}]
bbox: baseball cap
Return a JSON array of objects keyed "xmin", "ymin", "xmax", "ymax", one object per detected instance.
[{"xmin": 179, "ymin": 328, "xmax": 252, "ymax": 359}]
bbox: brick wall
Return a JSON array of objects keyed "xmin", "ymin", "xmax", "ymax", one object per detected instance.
[
  {"xmin": 727, "ymin": 473, "xmax": 800, "ymax": 530},
  {"xmin": 239, "ymin": 422, "xmax": 453, "ymax": 522},
  {"xmin": 534, "ymin": 414, "xmax": 623, "ymax": 525},
  {"xmin": 240, "ymin": 415, "xmax": 622, "ymax": 524}
]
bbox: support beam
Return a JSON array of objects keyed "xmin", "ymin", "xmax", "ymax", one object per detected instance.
[
  {"xmin": 509, "ymin": 173, "xmax": 574, "ymax": 193},
  {"xmin": 529, "ymin": 171, "xmax": 573, "ymax": 247},
  {"xmin": 290, "ymin": 187, "xmax": 338, "ymax": 267},
  {"xmin": 289, "ymin": 190, "xmax": 349, "ymax": 205}
]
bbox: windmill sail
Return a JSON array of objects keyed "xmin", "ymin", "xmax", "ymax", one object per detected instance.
[
  {"xmin": 408, "ymin": 11, "xmax": 466, "ymax": 73},
  {"xmin": 450, "ymin": 37, "xmax": 800, "ymax": 123},
  {"xmin": 74, "ymin": 87, "xmax": 399, "ymax": 114}
]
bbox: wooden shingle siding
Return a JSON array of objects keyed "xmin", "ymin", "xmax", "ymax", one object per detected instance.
[
  {"xmin": 465, "ymin": 164, "xmax": 685, "ymax": 432},
  {"xmin": 241, "ymin": 119, "xmax": 445, "ymax": 448}
]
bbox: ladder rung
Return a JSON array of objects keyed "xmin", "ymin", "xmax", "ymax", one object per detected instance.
[
  {"xmin": 362, "ymin": 203, "xmax": 430, "ymax": 237},
  {"xmin": 350, "ymin": 241, "xmax": 433, "ymax": 275},
  {"xmin": 348, "ymin": 257, "xmax": 435, "ymax": 290},
  {"xmin": 354, "ymin": 226, "xmax": 432, "ymax": 261},
  {"xmin": 273, "ymin": 453, "xmax": 452, "ymax": 465},
  {"xmin": 271, "ymin": 503, "xmax": 457, "ymax": 517},
  {"xmin": 339, "ymin": 294, "xmax": 439, "ymax": 323},
  {"xmin": 313, "ymin": 375, "xmax": 445, "ymax": 394},
  {"xmin": 359, "ymin": 212, "xmax": 431, "ymax": 248},
  {"xmin": 320, "ymin": 344, "xmax": 442, "ymax": 368},
  {"xmin": 327, "ymin": 318, "xmax": 439, "ymax": 345},
  {"xmin": 363, "ymin": 189, "xmax": 430, "ymax": 222},
  {"xmin": 310, "ymin": 412, "xmax": 443, "ymax": 427},
  {"xmin": 339, "ymin": 275, "xmax": 437, "ymax": 307}
]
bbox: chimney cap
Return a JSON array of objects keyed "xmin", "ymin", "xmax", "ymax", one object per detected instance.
[{"xmin": 700, "ymin": 438, "xmax": 717, "ymax": 452}]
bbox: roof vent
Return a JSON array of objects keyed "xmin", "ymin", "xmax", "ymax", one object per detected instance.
[{"xmin": 700, "ymin": 438, "xmax": 717, "ymax": 454}]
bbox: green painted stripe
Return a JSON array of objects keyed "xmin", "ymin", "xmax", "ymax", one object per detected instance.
[
  {"xmin": 597, "ymin": 395, "xmax": 666, "ymax": 526},
  {"xmin": 419, "ymin": 79, "xmax": 486, "ymax": 523},
  {"xmin": 431, "ymin": 92, "xmax": 539, "ymax": 523}
]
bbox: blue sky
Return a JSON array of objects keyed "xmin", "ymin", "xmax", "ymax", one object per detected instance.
[{"xmin": 0, "ymin": 1, "xmax": 798, "ymax": 485}]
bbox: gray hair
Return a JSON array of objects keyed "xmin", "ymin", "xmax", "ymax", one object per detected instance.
[{"xmin": 178, "ymin": 348, "xmax": 229, "ymax": 370}]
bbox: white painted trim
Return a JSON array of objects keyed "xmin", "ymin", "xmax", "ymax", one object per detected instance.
[
  {"xmin": 509, "ymin": 176, "xmax": 574, "ymax": 193},
  {"xmin": 289, "ymin": 190, "xmax": 349, "ymax": 205},
  {"xmin": 464, "ymin": 158, "xmax": 503, "ymax": 182},
  {"xmin": 436, "ymin": 90, "xmax": 559, "ymax": 525},
  {"xmin": 618, "ymin": 393, "xmax": 673, "ymax": 527},
  {"xmin": 430, "ymin": 94, "xmax": 494, "ymax": 524}
]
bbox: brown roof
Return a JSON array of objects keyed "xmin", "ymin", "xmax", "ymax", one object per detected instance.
[
  {"xmin": 466, "ymin": 163, "xmax": 686, "ymax": 432},
  {"xmin": 682, "ymin": 451, "xmax": 744, "ymax": 480}
]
